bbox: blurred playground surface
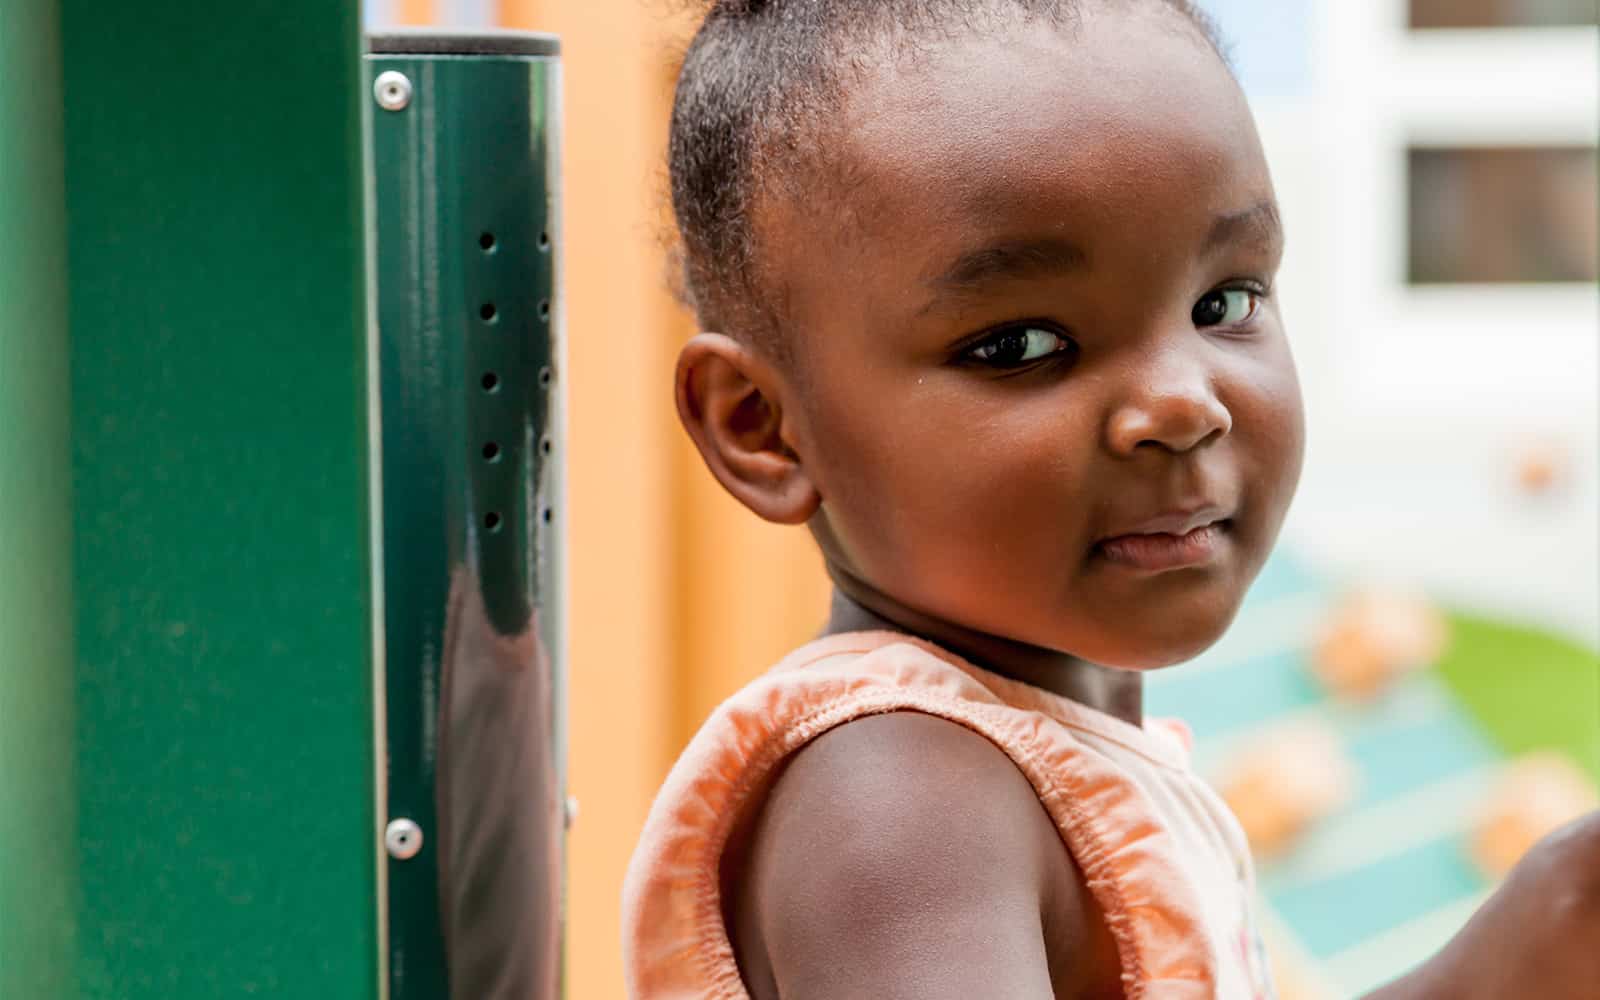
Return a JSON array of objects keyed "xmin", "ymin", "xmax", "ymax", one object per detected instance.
[{"xmin": 1148, "ymin": 552, "xmax": 1600, "ymax": 998}]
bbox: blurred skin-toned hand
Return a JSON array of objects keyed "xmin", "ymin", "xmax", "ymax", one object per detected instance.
[{"xmin": 1365, "ymin": 811, "xmax": 1600, "ymax": 999}]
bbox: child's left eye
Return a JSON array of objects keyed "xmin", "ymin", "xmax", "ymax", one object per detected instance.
[
  {"xmin": 1192, "ymin": 289, "xmax": 1260, "ymax": 328},
  {"xmin": 967, "ymin": 326, "xmax": 1075, "ymax": 368}
]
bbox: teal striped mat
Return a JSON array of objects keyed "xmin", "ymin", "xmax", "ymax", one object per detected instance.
[{"xmin": 1147, "ymin": 552, "xmax": 1502, "ymax": 998}]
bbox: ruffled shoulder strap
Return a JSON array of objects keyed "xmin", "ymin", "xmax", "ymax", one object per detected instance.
[{"xmin": 621, "ymin": 631, "xmax": 1215, "ymax": 999}]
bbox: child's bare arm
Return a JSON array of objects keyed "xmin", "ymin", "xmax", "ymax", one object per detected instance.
[
  {"xmin": 731, "ymin": 712, "xmax": 1095, "ymax": 999},
  {"xmin": 1360, "ymin": 812, "xmax": 1600, "ymax": 999}
]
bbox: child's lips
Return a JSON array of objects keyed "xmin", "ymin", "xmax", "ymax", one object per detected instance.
[{"xmin": 1095, "ymin": 519, "xmax": 1231, "ymax": 572}]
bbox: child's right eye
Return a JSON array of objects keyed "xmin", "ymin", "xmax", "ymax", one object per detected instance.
[{"xmin": 966, "ymin": 325, "xmax": 1077, "ymax": 369}]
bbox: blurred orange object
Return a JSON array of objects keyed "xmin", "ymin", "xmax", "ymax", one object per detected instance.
[
  {"xmin": 1220, "ymin": 721, "xmax": 1356, "ymax": 858},
  {"xmin": 1510, "ymin": 438, "xmax": 1570, "ymax": 497},
  {"xmin": 1471, "ymin": 752, "xmax": 1598, "ymax": 881},
  {"xmin": 1268, "ymin": 953, "xmax": 1328, "ymax": 1000},
  {"xmin": 1311, "ymin": 588, "xmax": 1449, "ymax": 700}
]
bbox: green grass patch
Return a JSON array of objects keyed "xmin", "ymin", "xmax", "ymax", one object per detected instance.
[{"xmin": 1433, "ymin": 610, "xmax": 1600, "ymax": 781}]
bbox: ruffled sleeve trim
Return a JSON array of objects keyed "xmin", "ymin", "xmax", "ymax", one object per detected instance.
[{"xmin": 621, "ymin": 631, "xmax": 1216, "ymax": 999}]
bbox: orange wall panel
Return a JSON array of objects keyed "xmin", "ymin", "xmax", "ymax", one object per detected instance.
[
  {"xmin": 498, "ymin": 2, "xmax": 832, "ymax": 995},
  {"xmin": 497, "ymin": 3, "xmax": 682, "ymax": 998},
  {"xmin": 396, "ymin": 0, "xmax": 436, "ymax": 26}
]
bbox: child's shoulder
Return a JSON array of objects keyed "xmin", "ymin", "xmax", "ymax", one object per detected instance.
[
  {"xmin": 743, "ymin": 711, "xmax": 1063, "ymax": 874},
  {"xmin": 726, "ymin": 710, "xmax": 1106, "ymax": 999}
]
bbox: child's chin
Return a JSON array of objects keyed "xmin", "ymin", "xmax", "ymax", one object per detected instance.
[
  {"xmin": 1086, "ymin": 612, "xmax": 1239, "ymax": 671},
  {"xmin": 1116, "ymin": 646, "xmax": 1214, "ymax": 672}
]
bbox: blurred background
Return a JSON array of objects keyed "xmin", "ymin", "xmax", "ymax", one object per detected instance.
[
  {"xmin": 7, "ymin": 0, "xmax": 1591, "ymax": 995},
  {"xmin": 355, "ymin": 0, "xmax": 1599, "ymax": 997}
]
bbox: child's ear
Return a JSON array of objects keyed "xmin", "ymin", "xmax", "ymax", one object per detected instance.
[{"xmin": 675, "ymin": 332, "xmax": 820, "ymax": 525}]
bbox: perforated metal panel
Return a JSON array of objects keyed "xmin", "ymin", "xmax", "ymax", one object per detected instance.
[{"xmin": 367, "ymin": 31, "xmax": 565, "ymax": 1000}]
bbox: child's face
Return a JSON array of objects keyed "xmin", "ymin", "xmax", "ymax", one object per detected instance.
[{"xmin": 756, "ymin": 8, "xmax": 1304, "ymax": 669}]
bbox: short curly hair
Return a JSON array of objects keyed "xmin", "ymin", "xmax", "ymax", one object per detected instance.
[{"xmin": 667, "ymin": 0, "xmax": 1230, "ymax": 358}]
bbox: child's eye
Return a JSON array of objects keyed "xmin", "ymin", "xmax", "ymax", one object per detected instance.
[
  {"xmin": 1192, "ymin": 288, "xmax": 1260, "ymax": 328},
  {"xmin": 966, "ymin": 326, "xmax": 1076, "ymax": 368}
]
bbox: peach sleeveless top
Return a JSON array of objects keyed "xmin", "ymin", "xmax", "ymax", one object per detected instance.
[{"xmin": 622, "ymin": 631, "xmax": 1277, "ymax": 999}]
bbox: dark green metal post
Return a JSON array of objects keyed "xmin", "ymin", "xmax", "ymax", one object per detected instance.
[
  {"xmin": 367, "ymin": 30, "xmax": 566, "ymax": 1000},
  {"xmin": 59, "ymin": 2, "xmax": 380, "ymax": 995}
]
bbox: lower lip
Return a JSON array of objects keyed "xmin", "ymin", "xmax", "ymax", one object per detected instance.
[{"xmin": 1096, "ymin": 521, "xmax": 1229, "ymax": 572}]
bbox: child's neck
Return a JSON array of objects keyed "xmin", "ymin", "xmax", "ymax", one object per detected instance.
[{"xmin": 821, "ymin": 584, "xmax": 1144, "ymax": 727}]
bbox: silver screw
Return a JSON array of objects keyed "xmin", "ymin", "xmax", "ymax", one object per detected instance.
[
  {"xmin": 385, "ymin": 817, "xmax": 423, "ymax": 860},
  {"xmin": 374, "ymin": 71, "xmax": 412, "ymax": 112}
]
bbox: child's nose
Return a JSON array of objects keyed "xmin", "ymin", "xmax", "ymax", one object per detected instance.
[{"xmin": 1103, "ymin": 357, "xmax": 1232, "ymax": 457}]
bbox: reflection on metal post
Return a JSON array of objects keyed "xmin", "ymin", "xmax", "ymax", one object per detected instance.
[{"xmin": 367, "ymin": 30, "xmax": 565, "ymax": 1000}]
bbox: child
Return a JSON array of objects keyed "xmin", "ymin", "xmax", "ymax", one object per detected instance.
[{"xmin": 623, "ymin": 1, "xmax": 1600, "ymax": 996}]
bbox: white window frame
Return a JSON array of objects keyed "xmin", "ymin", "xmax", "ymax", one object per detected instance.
[{"xmin": 1320, "ymin": 3, "xmax": 1598, "ymax": 428}]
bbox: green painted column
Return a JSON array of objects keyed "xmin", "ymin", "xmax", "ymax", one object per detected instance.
[
  {"xmin": 0, "ymin": 1, "xmax": 78, "ymax": 996},
  {"xmin": 59, "ymin": 2, "xmax": 379, "ymax": 996}
]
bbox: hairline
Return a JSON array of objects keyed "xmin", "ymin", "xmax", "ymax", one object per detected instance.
[{"xmin": 672, "ymin": 1, "xmax": 1236, "ymax": 369}]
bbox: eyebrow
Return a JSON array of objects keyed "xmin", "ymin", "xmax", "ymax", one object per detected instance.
[
  {"xmin": 1205, "ymin": 199, "xmax": 1283, "ymax": 254},
  {"xmin": 924, "ymin": 236, "xmax": 1090, "ymax": 307},
  {"xmin": 921, "ymin": 200, "xmax": 1284, "ymax": 314}
]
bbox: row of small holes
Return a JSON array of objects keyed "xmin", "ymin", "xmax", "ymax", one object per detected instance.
[
  {"xmin": 480, "ymin": 231, "xmax": 551, "ymax": 253},
  {"xmin": 481, "ymin": 509, "xmax": 553, "ymax": 532},
  {"xmin": 473, "ymin": 366, "xmax": 550, "ymax": 393},
  {"xmin": 477, "ymin": 227, "xmax": 551, "ymax": 324},
  {"xmin": 478, "ymin": 372, "xmax": 549, "ymax": 395},
  {"xmin": 480, "ymin": 434, "xmax": 551, "ymax": 463},
  {"xmin": 481, "ymin": 301, "xmax": 548, "ymax": 324},
  {"xmin": 478, "ymin": 230, "xmax": 554, "ymax": 534}
]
